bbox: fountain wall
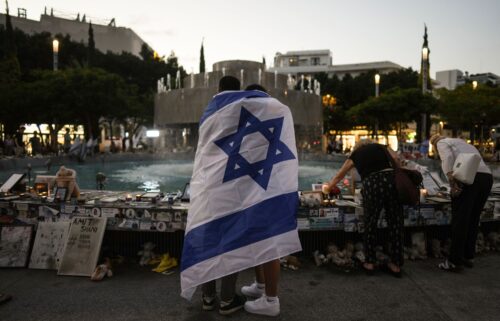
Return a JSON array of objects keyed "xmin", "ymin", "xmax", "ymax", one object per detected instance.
[{"xmin": 154, "ymin": 60, "xmax": 322, "ymax": 151}]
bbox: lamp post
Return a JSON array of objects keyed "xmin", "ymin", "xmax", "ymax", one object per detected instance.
[
  {"xmin": 421, "ymin": 47, "xmax": 429, "ymax": 143},
  {"xmin": 473, "ymin": 81, "xmax": 484, "ymax": 150},
  {"xmin": 52, "ymin": 39, "xmax": 59, "ymax": 71},
  {"xmin": 374, "ymin": 73, "xmax": 380, "ymax": 140}
]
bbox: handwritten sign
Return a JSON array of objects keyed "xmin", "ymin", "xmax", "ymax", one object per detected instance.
[
  {"xmin": 29, "ymin": 222, "xmax": 70, "ymax": 270},
  {"xmin": 57, "ymin": 216, "xmax": 107, "ymax": 276}
]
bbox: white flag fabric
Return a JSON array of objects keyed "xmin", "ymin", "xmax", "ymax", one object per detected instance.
[{"xmin": 180, "ymin": 90, "xmax": 302, "ymax": 300}]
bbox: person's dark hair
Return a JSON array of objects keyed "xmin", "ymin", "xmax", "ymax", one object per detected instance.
[
  {"xmin": 218, "ymin": 76, "xmax": 240, "ymax": 92},
  {"xmin": 245, "ymin": 84, "xmax": 267, "ymax": 93}
]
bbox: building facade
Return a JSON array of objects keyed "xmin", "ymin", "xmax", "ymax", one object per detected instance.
[
  {"xmin": 270, "ymin": 49, "xmax": 403, "ymax": 79},
  {"xmin": 435, "ymin": 70, "xmax": 499, "ymax": 90},
  {"xmin": 0, "ymin": 10, "xmax": 148, "ymax": 57}
]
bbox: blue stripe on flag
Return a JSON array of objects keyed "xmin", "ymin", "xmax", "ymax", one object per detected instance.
[
  {"xmin": 181, "ymin": 191, "xmax": 298, "ymax": 271},
  {"xmin": 199, "ymin": 90, "xmax": 270, "ymax": 126}
]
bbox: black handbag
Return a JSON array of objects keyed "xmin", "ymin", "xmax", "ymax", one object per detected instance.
[{"xmin": 385, "ymin": 148, "xmax": 423, "ymax": 206}]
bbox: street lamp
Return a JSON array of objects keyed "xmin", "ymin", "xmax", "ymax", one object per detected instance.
[
  {"xmin": 472, "ymin": 80, "xmax": 478, "ymax": 90},
  {"xmin": 52, "ymin": 39, "xmax": 59, "ymax": 71},
  {"xmin": 421, "ymin": 47, "xmax": 429, "ymax": 142},
  {"xmin": 374, "ymin": 73, "xmax": 380, "ymax": 97},
  {"xmin": 374, "ymin": 73, "xmax": 380, "ymax": 140}
]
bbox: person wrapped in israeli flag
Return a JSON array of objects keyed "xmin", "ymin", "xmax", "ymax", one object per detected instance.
[{"xmin": 180, "ymin": 89, "xmax": 301, "ymax": 300}]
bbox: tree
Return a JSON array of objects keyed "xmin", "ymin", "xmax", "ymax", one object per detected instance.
[
  {"xmin": 87, "ymin": 22, "xmax": 95, "ymax": 66},
  {"xmin": 3, "ymin": 0, "xmax": 16, "ymax": 57},
  {"xmin": 199, "ymin": 40, "xmax": 205, "ymax": 73},
  {"xmin": 436, "ymin": 85, "xmax": 500, "ymax": 141},
  {"xmin": 348, "ymin": 88, "xmax": 438, "ymax": 138}
]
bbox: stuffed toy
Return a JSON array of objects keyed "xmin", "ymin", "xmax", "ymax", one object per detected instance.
[
  {"xmin": 431, "ymin": 239, "xmax": 443, "ymax": 258},
  {"xmin": 280, "ymin": 255, "xmax": 301, "ymax": 270},
  {"xmin": 487, "ymin": 231, "xmax": 500, "ymax": 251},
  {"xmin": 138, "ymin": 242, "xmax": 156, "ymax": 266},
  {"xmin": 91, "ymin": 258, "xmax": 113, "ymax": 281},
  {"xmin": 441, "ymin": 238, "xmax": 451, "ymax": 257},
  {"xmin": 353, "ymin": 242, "xmax": 366, "ymax": 263},
  {"xmin": 476, "ymin": 232, "xmax": 485, "ymax": 254},
  {"xmin": 326, "ymin": 243, "xmax": 349, "ymax": 266},
  {"xmin": 313, "ymin": 250, "xmax": 326, "ymax": 267},
  {"xmin": 410, "ymin": 232, "xmax": 427, "ymax": 260},
  {"xmin": 55, "ymin": 166, "xmax": 80, "ymax": 200},
  {"xmin": 152, "ymin": 253, "xmax": 178, "ymax": 273}
]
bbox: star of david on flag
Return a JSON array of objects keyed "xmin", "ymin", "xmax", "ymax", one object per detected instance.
[
  {"xmin": 180, "ymin": 90, "xmax": 302, "ymax": 300},
  {"xmin": 214, "ymin": 107, "xmax": 295, "ymax": 190}
]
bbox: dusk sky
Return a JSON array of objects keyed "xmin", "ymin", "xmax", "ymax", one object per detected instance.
[{"xmin": 7, "ymin": 0, "xmax": 500, "ymax": 76}]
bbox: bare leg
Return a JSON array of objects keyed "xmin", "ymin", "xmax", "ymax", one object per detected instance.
[
  {"xmin": 255, "ymin": 265, "xmax": 265, "ymax": 284},
  {"xmin": 263, "ymin": 259, "xmax": 280, "ymax": 297}
]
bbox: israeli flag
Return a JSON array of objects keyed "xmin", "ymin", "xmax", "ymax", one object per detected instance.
[{"xmin": 180, "ymin": 90, "xmax": 302, "ymax": 300}]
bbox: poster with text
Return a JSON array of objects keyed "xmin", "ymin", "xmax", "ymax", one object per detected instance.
[{"xmin": 57, "ymin": 216, "xmax": 107, "ymax": 276}]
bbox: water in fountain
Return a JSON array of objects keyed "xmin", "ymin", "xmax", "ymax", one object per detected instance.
[{"xmin": 0, "ymin": 160, "xmax": 343, "ymax": 192}]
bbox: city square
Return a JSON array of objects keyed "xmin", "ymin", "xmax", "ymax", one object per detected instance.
[{"xmin": 1, "ymin": 1, "xmax": 500, "ymax": 320}]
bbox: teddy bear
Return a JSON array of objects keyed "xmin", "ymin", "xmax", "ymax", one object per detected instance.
[
  {"xmin": 409, "ymin": 232, "xmax": 427, "ymax": 260},
  {"xmin": 138, "ymin": 242, "xmax": 156, "ymax": 266},
  {"xmin": 353, "ymin": 242, "xmax": 366, "ymax": 263},
  {"xmin": 431, "ymin": 239, "xmax": 443, "ymax": 258},
  {"xmin": 326, "ymin": 243, "xmax": 349, "ymax": 267},
  {"xmin": 55, "ymin": 166, "xmax": 80, "ymax": 200},
  {"xmin": 91, "ymin": 257, "xmax": 113, "ymax": 281},
  {"xmin": 476, "ymin": 232, "xmax": 485, "ymax": 254},
  {"xmin": 487, "ymin": 231, "xmax": 500, "ymax": 251},
  {"xmin": 280, "ymin": 255, "xmax": 301, "ymax": 270},
  {"xmin": 313, "ymin": 250, "xmax": 326, "ymax": 267}
]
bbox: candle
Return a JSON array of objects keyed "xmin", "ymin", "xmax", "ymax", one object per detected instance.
[
  {"xmin": 126, "ymin": 194, "xmax": 132, "ymax": 202},
  {"xmin": 420, "ymin": 189, "xmax": 427, "ymax": 203}
]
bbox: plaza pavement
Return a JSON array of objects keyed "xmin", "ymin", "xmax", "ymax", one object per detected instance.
[{"xmin": 1, "ymin": 253, "xmax": 499, "ymax": 321}]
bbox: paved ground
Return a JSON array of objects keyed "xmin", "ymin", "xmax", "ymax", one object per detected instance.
[{"xmin": 1, "ymin": 254, "xmax": 499, "ymax": 321}]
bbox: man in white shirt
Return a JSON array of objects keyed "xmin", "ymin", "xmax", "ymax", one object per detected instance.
[{"xmin": 430, "ymin": 135, "xmax": 493, "ymax": 271}]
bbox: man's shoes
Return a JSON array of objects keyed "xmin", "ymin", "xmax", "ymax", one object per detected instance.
[
  {"xmin": 244, "ymin": 295, "xmax": 280, "ymax": 317},
  {"xmin": 219, "ymin": 294, "xmax": 246, "ymax": 315},
  {"xmin": 438, "ymin": 259, "xmax": 462, "ymax": 272},
  {"xmin": 202, "ymin": 295, "xmax": 216, "ymax": 311},
  {"xmin": 464, "ymin": 259, "xmax": 474, "ymax": 268},
  {"xmin": 241, "ymin": 281, "xmax": 265, "ymax": 298}
]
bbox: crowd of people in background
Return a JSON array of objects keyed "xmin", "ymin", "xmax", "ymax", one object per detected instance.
[{"xmin": 0, "ymin": 126, "xmax": 99, "ymax": 159}]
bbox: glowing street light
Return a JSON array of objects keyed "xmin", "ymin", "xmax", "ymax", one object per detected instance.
[
  {"xmin": 374, "ymin": 73, "xmax": 380, "ymax": 97},
  {"xmin": 472, "ymin": 80, "xmax": 478, "ymax": 90},
  {"xmin": 52, "ymin": 39, "xmax": 59, "ymax": 71}
]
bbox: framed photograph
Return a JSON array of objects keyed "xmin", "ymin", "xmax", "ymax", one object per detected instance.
[
  {"xmin": 301, "ymin": 191, "xmax": 323, "ymax": 207},
  {"xmin": 311, "ymin": 183, "xmax": 324, "ymax": 192},
  {"xmin": 54, "ymin": 187, "xmax": 68, "ymax": 201}
]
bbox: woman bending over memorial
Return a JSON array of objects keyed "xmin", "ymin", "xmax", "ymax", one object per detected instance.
[{"xmin": 325, "ymin": 139, "xmax": 404, "ymax": 277}]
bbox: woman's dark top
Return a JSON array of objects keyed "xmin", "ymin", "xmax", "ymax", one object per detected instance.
[{"xmin": 349, "ymin": 143, "xmax": 392, "ymax": 180}]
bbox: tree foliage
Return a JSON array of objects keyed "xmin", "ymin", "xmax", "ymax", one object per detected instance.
[
  {"xmin": 0, "ymin": 26, "xmax": 185, "ymax": 148},
  {"xmin": 436, "ymin": 85, "xmax": 500, "ymax": 132}
]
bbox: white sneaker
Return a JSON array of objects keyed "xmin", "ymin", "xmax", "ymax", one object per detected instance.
[
  {"xmin": 241, "ymin": 282, "xmax": 265, "ymax": 298},
  {"xmin": 244, "ymin": 295, "xmax": 280, "ymax": 317}
]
